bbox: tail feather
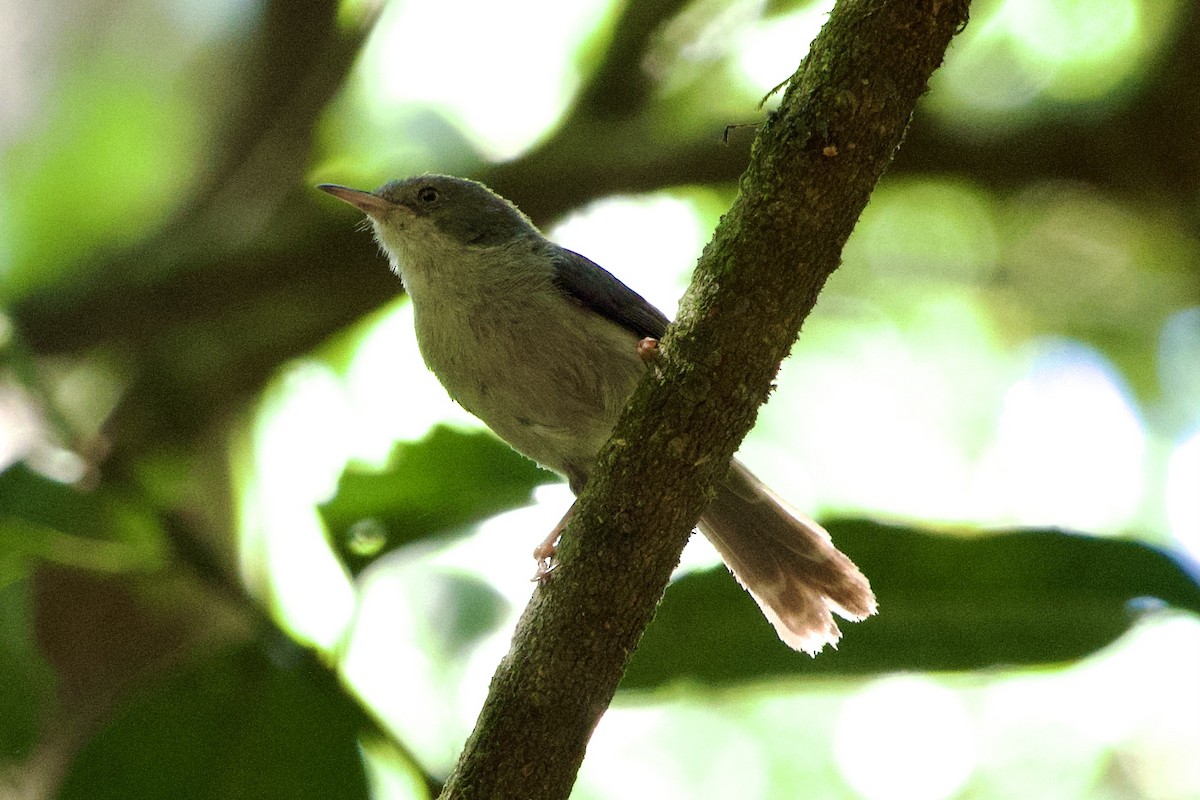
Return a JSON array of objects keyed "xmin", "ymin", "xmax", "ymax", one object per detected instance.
[{"xmin": 698, "ymin": 461, "xmax": 876, "ymax": 655}]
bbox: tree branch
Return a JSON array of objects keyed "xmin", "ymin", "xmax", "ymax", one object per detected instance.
[
  {"xmin": 573, "ymin": 0, "xmax": 692, "ymax": 120},
  {"xmin": 437, "ymin": 1, "xmax": 971, "ymax": 798}
]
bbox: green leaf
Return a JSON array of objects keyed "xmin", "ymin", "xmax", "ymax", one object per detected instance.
[
  {"xmin": 0, "ymin": 464, "xmax": 105, "ymax": 538},
  {"xmin": 0, "ymin": 580, "xmax": 55, "ymax": 763},
  {"xmin": 0, "ymin": 464, "xmax": 164, "ymax": 578},
  {"xmin": 319, "ymin": 425, "xmax": 556, "ymax": 576},
  {"xmin": 58, "ymin": 639, "xmax": 371, "ymax": 800},
  {"xmin": 1, "ymin": 62, "xmax": 204, "ymax": 301},
  {"xmin": 621, "ymin": 521, "xmax": 1200, "ymax": 690},
  {"xmin": 420, "ymin": 572, "xmax": 510, "ymax": 660}
]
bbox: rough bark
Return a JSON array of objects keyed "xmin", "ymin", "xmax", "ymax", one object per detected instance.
[{"xmin": 437, "ymin": 1, "xmax": 972, "ymax": 798}]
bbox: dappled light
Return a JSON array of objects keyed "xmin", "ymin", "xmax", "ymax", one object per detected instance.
[
  {"xmin": 834, "ymin": 677, "xmax": 977, "ymax": 800},
  {"xmin": 3, "ymin": 0, "xmax": 1198, "ymax": 798},
  {"xmin": 932, "ymin": 0, "xmax": 1174, "ymax": 122},
  {"xmin": 346, "ymin": 0, "xmax": 618, "ymax": 162}
]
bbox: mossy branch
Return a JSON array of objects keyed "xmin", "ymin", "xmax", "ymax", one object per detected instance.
[{"xmin": 439, "ymin": 2, "xmax": 971, "ymax": 798}]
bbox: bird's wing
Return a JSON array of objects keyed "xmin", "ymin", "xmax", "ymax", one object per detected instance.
[{"xmin": 549, "ymin": 247, "xmax": 670, "ymax": 341}]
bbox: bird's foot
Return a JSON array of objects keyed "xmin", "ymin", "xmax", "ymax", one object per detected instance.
[
  {"xmin": 531, "ymin": 504, "xmax": 575, "ymax": 583},
  {"xmin": 532, "ymin": 536, "xmax": 559, "ymax": 583}
]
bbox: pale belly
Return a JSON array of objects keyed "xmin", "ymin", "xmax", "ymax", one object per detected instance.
[{"xmin": 412, "ymin": 295, "xmax": 647, "ymax": 492}]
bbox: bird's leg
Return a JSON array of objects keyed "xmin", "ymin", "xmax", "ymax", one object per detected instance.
[
  {"xmin": 532, "ymin": 502, "xmax": 576, "ymax": 582},
  {"xmin": 636, "ymin": 337, "xmax": 660, "ymax": 363}
]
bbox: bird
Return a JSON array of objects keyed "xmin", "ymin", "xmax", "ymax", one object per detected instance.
[{"xmin": 318, "ymin": 174, "xmax": 875, "ymax": 654}]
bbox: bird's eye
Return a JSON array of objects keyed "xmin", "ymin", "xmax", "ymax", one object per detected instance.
[{"xmin": 417, "ymin": 186, "xmax": 439, "ymax": 204}]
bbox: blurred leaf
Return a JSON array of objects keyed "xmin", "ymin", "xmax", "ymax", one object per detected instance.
[
  {"xmin": 1, "ymin": 66, "xmax": 202, "ymax": 301},
  {"xmin": 419, "ymin": 572, "xmax": 509, "ymax": 660},
  {"xmin": 621, "ymin": 521, "xmax": 1200, "ymax": 690},
  {"xmin": 0, "ymin": 464, "xmax": 105, "ymax": 537},
  {"xmin": 58, "ymin": 639, "xmax": 370, "ymax": 800},
  {"xmin": 320, "ymin": 425, "xmax": 556, "ymax": 576},
  {"xmin": 0, "ymin": 464, "xmax": 164, "ymax": 578},
  {"xmin": 0, "ymin": 581, "xmax": 55, "ymax": 763}
]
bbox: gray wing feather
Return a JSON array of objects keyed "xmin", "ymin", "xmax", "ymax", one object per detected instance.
[{"xmin": 549, "ymin": 247, "xmax": 670, "ymax": 340}]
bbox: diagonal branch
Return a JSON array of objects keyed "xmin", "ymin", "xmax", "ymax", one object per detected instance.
[
  {"xmin": 573, "ymin": 0, "xmax": 692, "ymax": 120},
  {"xmin": 438, "ymin": 1, "xmax": 972, "ymax": 798}
]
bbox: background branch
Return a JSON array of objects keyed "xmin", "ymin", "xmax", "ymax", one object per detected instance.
[
  {"xmin": 15, "ymin": 0, "xmax": 1200, "ymax": 457},
  {"xmin": 438, "ymin": 1, "xmax": 972, "ymax": 798}
]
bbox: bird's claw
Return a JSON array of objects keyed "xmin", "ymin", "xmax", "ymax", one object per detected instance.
[
  {"xmin": 531, "ymin": 555, "xmax": 558, "ymax": 583},
  {"xmin": 531, "ymin": 536, "xmax": 559, "ymax": 583},
  {"xmin": 531, "ymin": 503, "xmax": 575, "ymax": 583}
]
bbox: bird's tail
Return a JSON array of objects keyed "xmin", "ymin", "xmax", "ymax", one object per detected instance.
[{"xmin": 698, "ymin": 461, "xmax": 876, "ymax": 655}]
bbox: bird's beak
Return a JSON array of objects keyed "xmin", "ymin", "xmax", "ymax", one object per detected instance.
[{"xmin": 317, "ymin": 184, "xmax": 395, "ymax": 218}]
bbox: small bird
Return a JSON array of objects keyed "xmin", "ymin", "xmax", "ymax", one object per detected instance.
[{"xmin": 318, "ymin": 175, "xmax": 875, "ymax": 654}]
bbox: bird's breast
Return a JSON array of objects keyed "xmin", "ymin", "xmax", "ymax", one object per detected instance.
[{"xmin": 410, "ymin": 287, "xmax": 645, "ymax": 482}]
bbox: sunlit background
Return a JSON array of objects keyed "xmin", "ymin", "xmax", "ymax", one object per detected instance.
[{"xmin": 3, "ymin": 0, "xmax": 1199, "ymax": 797}]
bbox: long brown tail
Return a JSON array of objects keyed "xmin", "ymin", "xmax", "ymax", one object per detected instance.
[{"xmin": 698, "ymin": 461, "xmax": 876, "ymax": 654}]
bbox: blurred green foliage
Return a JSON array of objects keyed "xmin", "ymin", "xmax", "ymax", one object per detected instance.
[
  {"xmin": 320, "ymin": 426, "xmax": 555, "ymax": 577},
  {"xmin": 2, "ymin": 0, "xmax": 1199, "ymax": 797},
  {"xmin": 58, "ymin": 641, "xmax": 371, "ymax": 800},
  {"xmin": 0, "ymin": 582, "xmax": 53, "ymax": 762},
  {"xmin": 625, "ymin": 522, "xmax": 1200, "ymax": 689}
]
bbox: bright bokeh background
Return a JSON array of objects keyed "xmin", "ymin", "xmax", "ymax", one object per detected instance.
[
  {"xmin": 228, "ymin": 0, "xmax": 1200, "ymax": 797},
  {"xmin": 3, "ymin": 0, "xmax": 1198, "ymax": 796}
]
